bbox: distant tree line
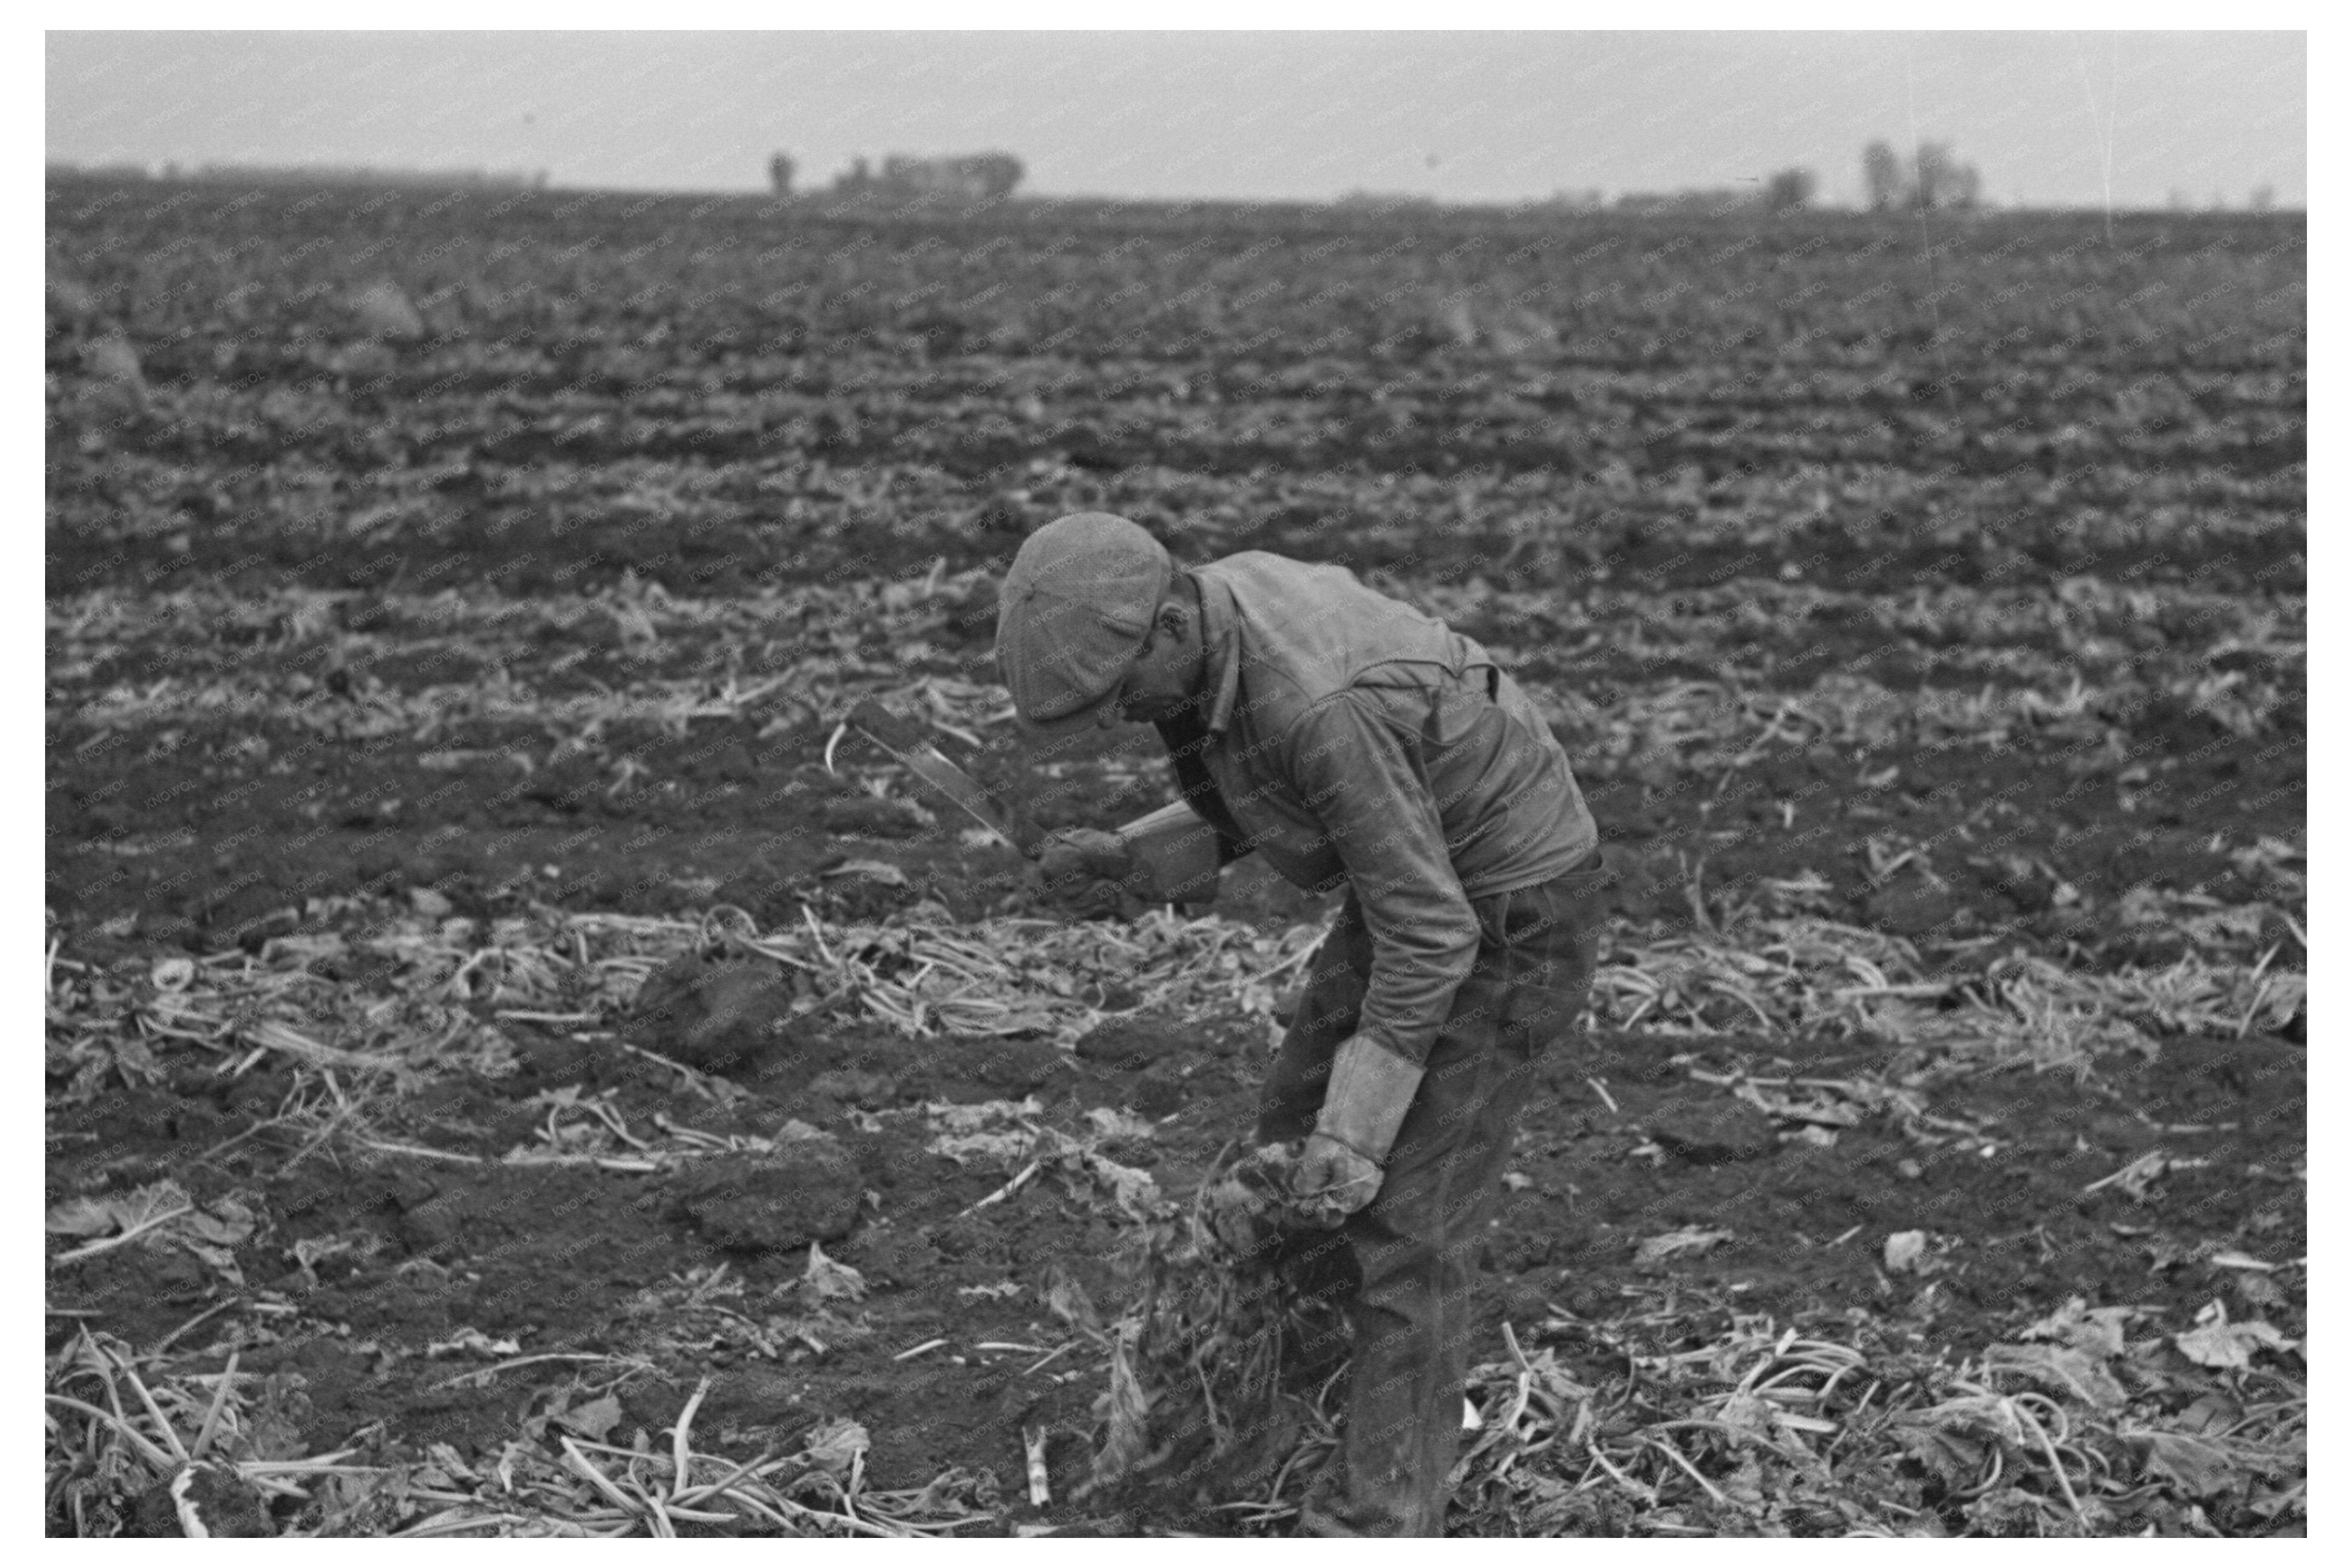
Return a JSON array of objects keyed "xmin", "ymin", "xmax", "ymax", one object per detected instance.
[
  {"xmin": 1539, "ymin": 142, "xmax": 1981, "ymax": 217},
  {"xmin": 1863, "ymin": 140, "xmax": 1982, "ymax": 211},
  {"xmin": 1588, "ymin": 144, "xmax": 1981, "ymax": 218},
  {"xmin": 816, "ymin": 152, "xmax": 1025, "ymax": 203},
  {"xmin": 45, "ymin": 160, "xmax": 548, "ymax": 189},
  {"xmin": 1596, "ymin": 171, "xmax": 1817, "ymax": 217}
]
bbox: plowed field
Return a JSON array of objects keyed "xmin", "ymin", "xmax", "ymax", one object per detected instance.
[{"xmin": 46, "ymin": 178, "xmax": 2303, "ymax": 1537}]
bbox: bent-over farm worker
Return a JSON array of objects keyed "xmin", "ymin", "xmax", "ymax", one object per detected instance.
[{"xmin": 995, "ymin": 512, "xmax": 1611, "ymax": 1537}]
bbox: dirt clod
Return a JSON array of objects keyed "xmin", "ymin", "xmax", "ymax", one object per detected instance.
[
  {"xmin": 1645, "ymin": 1094, "xmax": 1776, "ymax": 1164},
  {"xmin": 1865, "ymin": 881, "xmax": 1962, "ymax": 937},
  {"xmin": 951, "ymin": 1038, "xmax": 1073, "ymax": 1096},
  {"xmin": 1074, "ymin": 1016, "xmax": 1192, "ymax": 1069},
  {"xmin": 669, "ymin": 1143, "xmax": 862, "ymax": 1254},
  {"xmin": 628, "ymin": 952, "xmax": 802, "ymax": 1075},
  {"xmin": 131, "ymin": 1465, "xmax": 274, "ymax": 1538}
]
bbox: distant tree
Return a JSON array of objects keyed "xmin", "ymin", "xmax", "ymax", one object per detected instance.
[
  {"xmin": 1912, "ymin": 142, "xmax": 1982, "ymax": 210},
  {"xmin": 1764, "ymin": 167, "xmax": 1816, "ymax": 214},
  {"xmin": 767, "ymin": 153, "xmax": 794, "ymax": 197},
  {"xmin": 961, "ymin": 153, "xmax": 1023, "ymax": 201},
  {"xmin": 2250, "ymin": 184, "xmax": 2276, "ymax": 211},
  {"xmin": 1863, "ymin": 141, "xmax": 1906, "ymax": 211},
  {"xmin": 1866, "ymin": 140, "xmax": 1982, "ymax": 212},
  {"xmin": 836, "ymin": 151, "xmax": 1022, "ymax": 202},
  {"xmin": 1947, "ymin": 159, "xmax": 1981, "ymax": 210}
]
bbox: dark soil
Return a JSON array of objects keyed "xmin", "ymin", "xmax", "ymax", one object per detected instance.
[
  {"xmin": 47, "ymin": 1001, "xmax": 2303, "ymax": 1513},
  {"xmin": 45, "ymin": 178, "xmax": 2303, "ymax": 1536}
]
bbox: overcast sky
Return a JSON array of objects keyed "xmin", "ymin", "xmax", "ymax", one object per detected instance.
[{"xmin": 46, "ymin": 30, "xmax": 2306, "ymax": 209}]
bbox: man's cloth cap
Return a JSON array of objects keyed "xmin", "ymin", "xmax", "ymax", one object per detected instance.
[{"xmin": 996, "ymin": 512, "xmax": 1173, "ymax": 737}]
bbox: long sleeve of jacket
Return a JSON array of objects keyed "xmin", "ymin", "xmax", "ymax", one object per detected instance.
[
  {"xmin": 1280, "ymin": 686, "xmax": 1482, "ymax": 1068},
  {"xmin": 1155, "ymin": 707, "xmax": 1254, "ymax": 868}
]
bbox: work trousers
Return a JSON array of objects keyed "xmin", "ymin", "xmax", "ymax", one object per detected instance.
[{"xmin": 1254, "ymin": 850, "xmax": 1609, "ymax": 1537}]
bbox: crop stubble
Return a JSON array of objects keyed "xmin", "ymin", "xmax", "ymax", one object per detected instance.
[{"xmin": 46, "ymin": 178, "xmax": 2302, "ymax": 1536}]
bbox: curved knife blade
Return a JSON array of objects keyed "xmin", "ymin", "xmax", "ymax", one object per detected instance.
[{"xmin": 847, "ymin": 699, "xmax": 1043, "ymax": 858}]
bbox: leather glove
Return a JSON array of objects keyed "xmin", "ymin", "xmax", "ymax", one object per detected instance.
[
  {"xmin": 1291, "ymin": 1035, "xmax": 1426, "ymax": 1227},
  {"xmin": 1034, "ymin": 827, "xmax": 1133, "ymax": 917}
]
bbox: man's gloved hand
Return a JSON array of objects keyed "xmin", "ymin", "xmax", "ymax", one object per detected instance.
[
  {"xmin": 1034, "ymin": 827, "xmax": 1133, "ymax": 917},
  {"xmin": 1293, "ymin": 1134, "xmax": 1383, "ymax": 1229},
  {"xmin": 1289, "ymin": 1035, "xmax": 1427, "ymax": 1227}
]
